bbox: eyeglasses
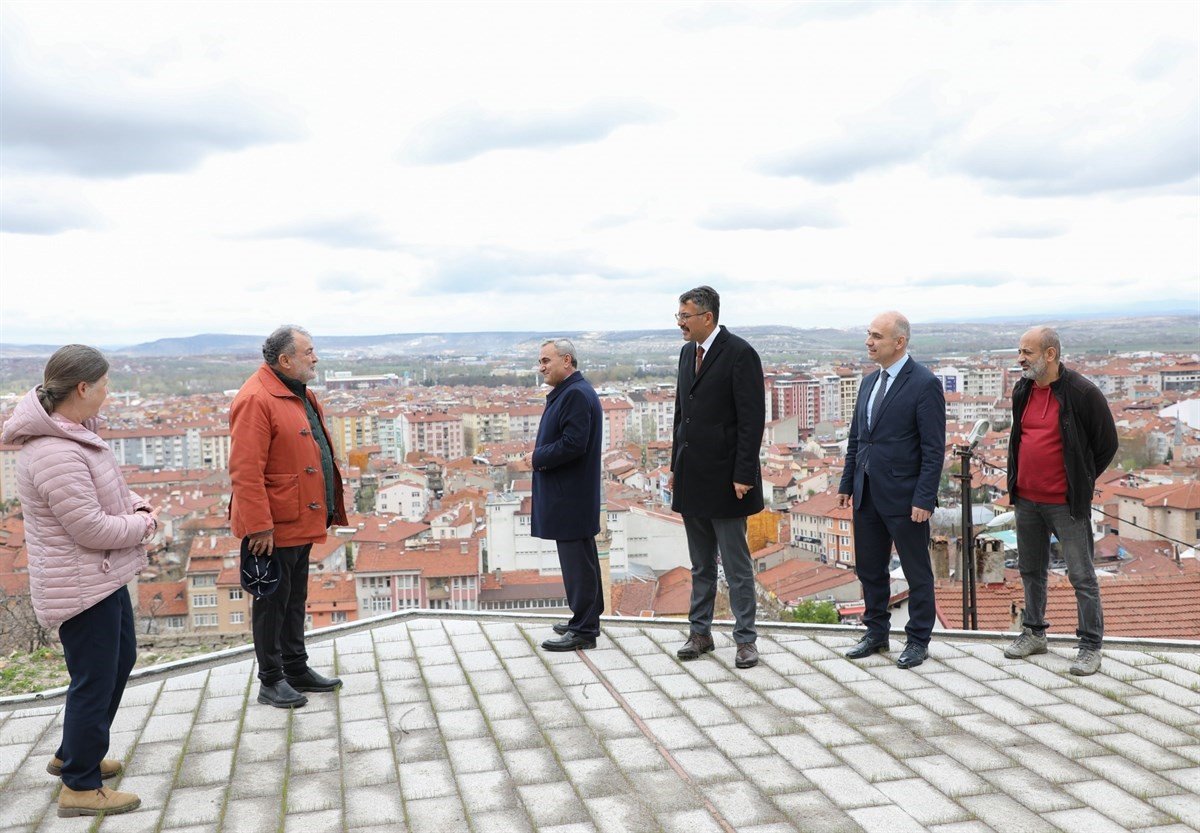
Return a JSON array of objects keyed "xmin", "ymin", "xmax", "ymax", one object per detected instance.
[{"xmin": 675, "ymin": 311, "xmax": 710, "ymax": 323}]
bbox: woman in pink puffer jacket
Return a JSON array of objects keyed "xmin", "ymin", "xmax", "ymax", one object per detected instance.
[{"xmin": 0, "ymin": 345, "xmax": 158, "ymax": 818}]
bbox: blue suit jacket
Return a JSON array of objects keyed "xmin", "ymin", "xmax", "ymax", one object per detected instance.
[
  {"xmin": 838, "ymin": 357, "xmax": 946, "ymax": 516},
  {"xmin": 530, "ymin": 371, "xmax": 603, "ymax": 540}
]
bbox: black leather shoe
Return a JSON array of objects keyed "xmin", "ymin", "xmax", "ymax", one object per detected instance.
[
  {"xmin": 897, "ymin": 642, "xmax": 928, "ymax": 669},
  {"xmin": 257, "ymin": 680, "xmax": 307, "ymax": 709},
  {"xmin": 286, "ymin": 668, "xmax": 343, "ymax": 692},
  {"xmin": 541, "ymin": 632, "xmax": 596, "ymax": 651},
  {"xmin": 552, "ymin": 621, "xmax": 570, "ymax": 635},
  {"xmin": 845, "ymin": 635, "xmax": 890, "ymax": 659}
]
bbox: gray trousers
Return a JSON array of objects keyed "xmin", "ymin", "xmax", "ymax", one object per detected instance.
[
  {"xmin": 1015, "ymin": 498, "xmax": 1104, "ymax": 649},
  {"xmin": 683, "ymin": 515, "xmax": 757, "ymax": 644}
]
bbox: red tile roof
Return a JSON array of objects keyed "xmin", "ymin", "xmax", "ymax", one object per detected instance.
[
  {"xmin": 756, "ymin": 560, "xmax": 859, "ymax": 604},
  {"xmin": 136, "ymin": 580, "xmax": 188, "ymax": 617},
  {"xmin": 935, "ymin": 573, "xmax": 1200, "ymax": 639}
]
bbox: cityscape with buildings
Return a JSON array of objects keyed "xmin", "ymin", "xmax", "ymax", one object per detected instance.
[{"xmin": 3, "ymin": 330, "xmax": 1197, "ymax": 651}]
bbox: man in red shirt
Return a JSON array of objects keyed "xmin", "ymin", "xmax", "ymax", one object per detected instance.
[{"xmin": 1005, "ymin": 327, "xmax": 1117, "ymax": 676}]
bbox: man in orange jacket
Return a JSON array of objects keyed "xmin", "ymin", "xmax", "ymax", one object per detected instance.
[{"xmin": 230, "ymin": 325, "xmax": 348, "ymax": 708}]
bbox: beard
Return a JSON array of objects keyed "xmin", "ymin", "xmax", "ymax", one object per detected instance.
[{"xmin": 1021, "ymin": 357, "xmax": 1047, "ymax": 380}]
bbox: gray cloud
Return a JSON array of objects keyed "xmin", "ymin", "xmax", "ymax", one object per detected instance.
[
  {"xmin": 413, "ymin": 246, "xmax": 648, "ymax": 295},
  {"xmin": 907, "ymin": 272, "xmax": 1012, "ymax": 288},
  {"xmin": 954, "ymin": 101, "xmax": 1199, "ymax": 196},
  {"xmin": 240, "ymin": 216, "xmax": 398, "ymax": 250},
  {"xmin": 1132, "ymin": 39, "xmax": 1196, "ymax": 82},
  {"xmin": 402, "ymin": 99, "xmax": 666, "ymax": 165},
  {"xmin": 698, "ymin": 202, "xmax": 841, "ymax": 231},
  {"xmin": 0, "ymin": 35, "xmax": 301, "ymax": 178},
  {"xmin": 316, "ymin": 273, "xmax": 383, "ymax": 293},
  {"xmin": 984, "ymin": 221, "xmax": 1068, "ymax": 240},
  {"xmin": 669, "ymin": 1, "xmax": 888, "ymax": 31},
  {"xmin": 0, "ymin": 193, "xmax": 98, "ymax": 235}
]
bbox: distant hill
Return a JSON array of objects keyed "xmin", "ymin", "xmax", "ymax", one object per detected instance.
[{"xmin": 2, "ymin": 313, "xmax": 1197, "ymax": 359}]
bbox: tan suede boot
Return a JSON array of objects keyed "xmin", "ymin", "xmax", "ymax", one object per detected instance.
[
  {"xmin": 47, "ymin": 756, "xmax": 123, "ymax": 779},
  {"xmin": 57, "ymin": 785, "xmax": 141, "ymax": 817}
]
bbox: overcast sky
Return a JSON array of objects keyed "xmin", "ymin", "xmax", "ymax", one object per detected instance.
[{"xmin": 1, "ymin": 0, "xmax": 1198, "ymax": 346}]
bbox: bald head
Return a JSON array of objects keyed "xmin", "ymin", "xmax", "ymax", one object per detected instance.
[
  {"xmin": 1018, "ymin": 326, "xmax": 1062, "ymax": 385},
  {"xmin": 865, "ymin": 311, "xmax": 911, "ymax": 367}
]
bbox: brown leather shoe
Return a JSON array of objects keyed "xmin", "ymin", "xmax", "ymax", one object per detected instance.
[
  {"xmin": 58, "ymin": 785, "xmax": 141, "ymax": 817},
  {"xmin": 735, "ymin": 641, "xmax": 759, "ymax": 668},
  {"xmin": 677, "ymin": 632, "xmax": 715, "ymax": 660},
  {"xmin": 47, "ymin": 757, "xmax": 123, "ymax": 780}
]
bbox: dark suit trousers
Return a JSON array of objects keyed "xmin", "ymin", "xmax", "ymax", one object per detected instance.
[
  {"xmin": 557, "ymin": 537, "xmax": 604, "ymax": 638},
  {"xmin": 683, "ymin": 515, "xmax": 757, "ymax": 644},
  {"xmin": 252, "ymin": 544, "xmax": 312, "ymax": 684},
  {"xmin": 57, "ymin": 586, "xmax": 137, "ymax": 790},
  {"xmin": 853, "ymin": 476, "xmax": 936, "ymax": 646}
]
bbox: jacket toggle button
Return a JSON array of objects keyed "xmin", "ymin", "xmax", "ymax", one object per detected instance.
[
  {"xmin": 305, "ymin": 466, "xmax": 317, "ymax": 474},
  {"xmin": 299, "ymin": 429, "xmax": 310, "ymax": 436},
  {"xmin": 308, "ymin": 502, "xmax": 321, "ymax": 510}
]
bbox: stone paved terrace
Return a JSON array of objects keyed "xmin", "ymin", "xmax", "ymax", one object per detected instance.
[{"xmin": 1, "ymin": 614, "xmax": 1199, "ymax": 833}]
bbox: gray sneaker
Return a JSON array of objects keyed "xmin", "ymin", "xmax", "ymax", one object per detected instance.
[
  {"xmin": 1070, "ymin": 647, "xmax": 1102, "ymax": 676},
  {"xmin": 1004, "ymin": 629, "xmax": 1048, "ymax": 659}
]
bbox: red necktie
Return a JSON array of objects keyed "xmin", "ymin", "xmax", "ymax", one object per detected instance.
[{"xmin": 695, "ymin": 345, "xmax": 705, "ymax": 374}]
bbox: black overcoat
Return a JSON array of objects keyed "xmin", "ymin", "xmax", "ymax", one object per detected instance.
[
  {"xmin": 531, "ymin": 371, "xmax": 603, "ymax": 540},
  {"xmin": 670, "ymin": 326, "xmax": 765, "ymax": 519}
]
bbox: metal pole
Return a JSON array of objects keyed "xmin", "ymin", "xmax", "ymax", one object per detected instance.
[{"xmin": 957, "ymin": 445, "xmax": 977, "ymax": 630}]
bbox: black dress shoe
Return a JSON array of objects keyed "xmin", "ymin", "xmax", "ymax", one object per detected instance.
[
  {"xmin": 257, "ymin": 680, "xmax": 308, "ymax": 709},
  {"xmin": 541, "ymin": 632, "xmax": 596, "ymax": 651},
  {"xmin": 897, "ymin": 642, "xmax": 928, "ymax": 669},
  {"xmin": 286, "ymin": 668, "xmax": 343, "ymax": 692},
  {"xmin": 845, "ymin": 635, "xmax": 890, "ymax": 660},
  {"xmin": 552, "ymin": 621, "xmax": 570, "ymax": 635}
]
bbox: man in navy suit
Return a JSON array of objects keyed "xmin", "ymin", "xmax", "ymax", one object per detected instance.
[
  {"xmin": 530, "ymin": 339, "xmax": 605, "ymax": 652},
  {"xmin": 670, "ymin": 286, "xmax": 766, "ymax": 669},
  {"xmin": 838, "ymin": 312, "xmax": 946, "ymax": 669}
]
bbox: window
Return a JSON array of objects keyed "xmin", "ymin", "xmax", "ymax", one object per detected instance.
[
  {"xmin": 192, "ymin": 613, "xmax": 218, "ymax": 627},
  {"xmin": 191, "ymin": 574, "xmax": 216, "ymax": 587},
  {"xmin": 229, "ymin": 588, "xmax": 243, "ymax": 601},
  {"xmin": 193, "ymin": 594, "xmax": 217, "ymax": 608},
  {"xmin": 166, "ymin": 616, "xmax": 186, "ymax": 629},
  {"xmin": 230, "ymin": 611, "xmax": 244, "ymax": 625},
  {"xmin": 332, "ymin": 611, "xmax": 348, "ymax": 624},
  {"xmin": 370, "ymin": 597, "xmax": 392, "ymax": 613}
]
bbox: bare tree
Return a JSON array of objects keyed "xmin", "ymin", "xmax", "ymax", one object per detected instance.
[{"xmin": 0, "ymin": 587, "xmax": 54, "ymax": 653}]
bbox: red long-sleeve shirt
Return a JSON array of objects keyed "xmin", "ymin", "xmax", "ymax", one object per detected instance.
[{"xmin": 1016, "ymin": 383, "xmax": 1068, "ymax": 504}]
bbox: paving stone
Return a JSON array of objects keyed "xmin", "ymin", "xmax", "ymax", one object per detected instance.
[
  {"xmin": 341, "ymin": 747, "xmax": 399, "ymax": 788},
  {"xmin": 436, "ymin": 708, "xmax": 488, "ymax": 741},
  {"xmin": 875, "ymin": 778, "xmax": 970, "ymax": 825},
  {"xmin": 959, "ymin": 793, "xmax": 1059, "ymax": 833},
  {"xmin": 772, "ymin": 789, "xmax": 869, "ymax": 833},
  {"xmin": 233, "ymin": 727, "xmax": 288, "ymax": 765},
  {"xmin": 812, "ymin": 658, "xmax": 876, "ymax": 683},
  {"xmin": 949, "ymin": 711, "xmax": 1030, "ymax": 745},
  {"xmin": 1062, "ymin": 779, "xmax": 1176, "ymax": 828},
  {"xmin": 504, "ymin": 747, "xmax": 561, "ymax": 786},
  {"xmin": 654, "ymin": 674, "xmax": 709, "ymax": 700},
  {"xmin": 1132, "ymin": 677, "xmax": 1200, "ymax": 706},
  {"xmin": 1041, "ymin": 807, "xmax": 1135, "ymax": 833},
  {"xmin": 0, "ymin": 782, "xmax": 55, "ymax": 827},
  {"xmin": 786, "ymin": 669, "xmax": 851, "ymax": 700},
  {"xmin": 1093, "ymin": 730, "xmax": 1193, "ymax": 769},
  {"xmin": 282, "ymin": 771, "xmax": 342, "ymax": 814},
  {"xmin": 734, "ymin": 754, "xmax": 812, "ymax": 795},
  {"xmin": 400, "ymin": 758, "xmax": 457, "ymax": 800},
  {"xmin": 799, "ymin": 713, "xmax": 867, "ymax": 747},
  {"xmin": 926, "ymin": 823, "xmax": 995, "ymax": 833},
  {"xmin": 405, "ymin": 796, "xmax": 465, "ymax": 833},
  {"xmin": 672, "ymin": 748, "xmax": 740, "ymax": 783},
  {"xmin": 676, "ymin": 697, "xmax": 738, "ymax": 727},
  {"xmin": 471, "ymin": 809, "xmax": 535, "ymax": 833},
  {"xmin": 561, "ymin": 757, "xmax": 627, "ymax": 800},
  {"xmin": 925, "ymin": 734, "xmax": 1011, "ymax": 771},
  {"xmin": 139, "ymin": 712, "xmax": 194, "ymax": 744},
  {"xmin": 705, "ymin": 780, "xmax": 783, "ymax": 827},
  {"xmin": 601, "ymin": 737, "xmax": 664, "ymax": 772},
  {"xmin": 834, "ymin": 743, "xmax": 912, "ymax": 782},
  {"xmin": 942, "ymin": 656, "xmax": 1010, "ymax": 681},
  {"xmin": 518, "ymin": 782, "xmax": 589, "ymax": 826},
  {"xmin": 283, "ymin": 808, "xmax": 342, "ymax": 833},
  {"xmin": 290, "ymin": 709, "xmax": 337, "ymax": 743},
  {"xmin": 1006, "ymin": 743, "xmax": 1093, "ymax": 783},
  {"xmin": 176, "ymin": 748, "xmax": 236, "ymax": 788},
  {"xmin": 804, "ymin": 765, "xmax": 889, "ymax": 810},
  {"xmin": 227, "ymin": 757, "xmax": 286, "ymax": 799},
  {"xmin": 981, "ymin": 767, "xmax": 1081, "ymax": 812},
  {"xmin": 1161, "ymin": 765, "xmax": 1200, "ymax": 790},
  {"xmin": 160, "ymin": 784, "xmax": 227, "ymax": 828},
  {"xmin": 618, "ymin": 690, "xmax": 678, "ymax": 720},
  {"xmin": 847, "ymin": 805, "xmax": 928, "ymax": 833},
  {"xmin": 446, "ymin": 736, "xmax": 502, "ymax": 774},
  {"xmin": 582, "ymin": 708, "xmax": 642, "ymax": 740},
  {"xmin": 845, "ymin": 680, "xmax": 915, "ymax": 709},
  {"xmin": 921, "ymin": 671, "xmax": 993, "ymax": 698},
  {"xmin": 1106, "ymin": 712, "xmax": 1196, "ymax": 747},
  {"xmin": 336, "ymin": 692, "xmax": 387, "ymax": 721},
  {"xmin": 761, "ymin": 687, "xmax": 824, "ymax": 715},
  {"xmin": 458, "ymin": 769, "xmax": 521, "ymax": 813},
  {"xmin": 584, "ymin": 793, "xmax": 658, "ymax": 833},
  {"xmin": 343, "ymin": 784, "xmax": 404, "ymax": 829},
  {"xmin": 1012, "ymin": 720, "xmax": 1106, "ymax": 759},
  {"xmin": 641, "ymin": 716, "xmax": 708, "ymax": 750},
  {"xmin": 702, "ymin": 722, "xmax": 772, "ymax": 758},
  {"xmin": 545, "ymin": 726, "xmax": 604, "ymax": 761},
  {"xmin": 1148, "ymin": 794, "xmax": 1200, "ymax": 830},
  {"xmin": 1038, "ymin": 703, "xmax": 1120, "ymax": 736},
  {"xmin": 857, "ymin": 723, "xmax": 936, "ymax": 759},
  {"xmin": 526, "ymin": 699, "xmax": 585, "ymax": 730},
  {"xmin": 1123, "ymin": 694, "xmax": 1200, "ymax": 728},
  {"xmin": 656, "ymin": 808, "xmax": 725, "ymax": 833},
  {"xmin": 1003, "ymin": 660, "xmax": 1075, "ymax": 690},
  {"xmin": 885, "ymin": 704, "xmax": 956, "ymax": 737}
]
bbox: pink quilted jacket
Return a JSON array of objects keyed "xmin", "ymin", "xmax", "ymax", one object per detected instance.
[{"xmin": 0, "ymin": 389, "xmax": 152, "ymax": 628}]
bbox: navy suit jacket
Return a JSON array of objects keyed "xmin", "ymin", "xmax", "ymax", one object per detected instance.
[
  {"xmin": 531, "ymin": 371, "xmax": 603, "ymax": 541},
  {"xmin": 838, "ymin": 357, "xmax": 946, "ymax": 516},
  {"xmin": 670, "ymin": 326, "xmax": 765, "ymax": 519}
]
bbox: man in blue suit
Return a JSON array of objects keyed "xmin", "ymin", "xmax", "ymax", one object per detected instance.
[
  {"xmin": 838, "ymin": 312, "xmax": 946, "ymax": 669},
  {"xmin": 530, "ymin": 339, "xmax": 605, "ymax": 652}
]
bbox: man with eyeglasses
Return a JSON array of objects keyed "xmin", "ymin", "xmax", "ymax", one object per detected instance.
[{"xmin": 669, "ymin": 286, "xmax": 765, "ymax": 669}]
